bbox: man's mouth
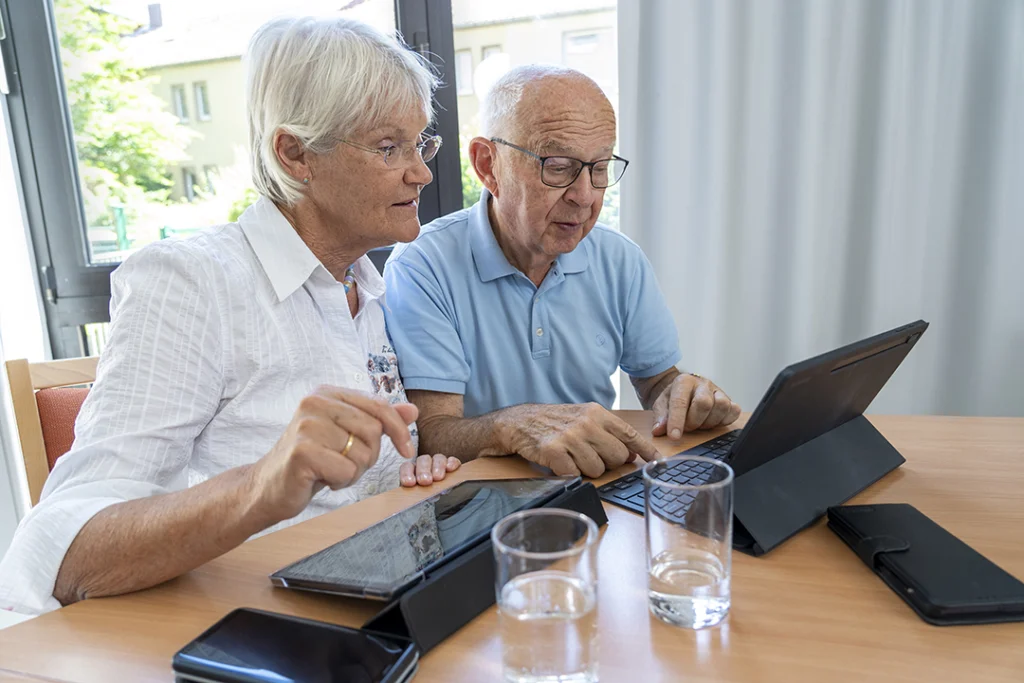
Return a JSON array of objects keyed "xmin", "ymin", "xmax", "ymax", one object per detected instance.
[{"xmin": 393, "ymin": 198, "xmax": 418, "ymax": 208}]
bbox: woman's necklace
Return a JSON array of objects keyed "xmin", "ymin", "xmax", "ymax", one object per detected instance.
[{"xmin": 342, "ymin": 265, "xmax": 356, "ymax": 294}]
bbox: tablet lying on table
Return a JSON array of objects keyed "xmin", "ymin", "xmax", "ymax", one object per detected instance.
[
  {"xmin": 271, "ymin": 477, "xmax": 579, "ymax": 601},
  {"xmin": 173, "ymin": 608, "xmax": 418, "ymax": 683}
]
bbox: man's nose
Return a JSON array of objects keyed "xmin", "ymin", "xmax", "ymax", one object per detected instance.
[{"xmin": 562, "ymin": 166, "xmax": 602, "ymax": 207}]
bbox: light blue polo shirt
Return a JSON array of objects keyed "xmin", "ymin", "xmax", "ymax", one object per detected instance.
[{"xmin": 383, "ymin": 193, "xmax": 681, "ymax": 418}]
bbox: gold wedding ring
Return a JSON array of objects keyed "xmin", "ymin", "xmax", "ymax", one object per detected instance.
[{"xmin": 340, "ymin": 434, "xmax": 355, "ymax": 458}]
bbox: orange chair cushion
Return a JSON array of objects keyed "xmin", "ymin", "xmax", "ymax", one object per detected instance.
[{"xmin": 34, "ymin": 387, "xmax": 90, "ymax": 471}]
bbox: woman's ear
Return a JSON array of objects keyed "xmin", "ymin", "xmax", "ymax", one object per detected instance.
[
  {"xmin": 273, "ymin": 130, "xmax": 312, "ymax": 184},
  {"xmin": 468, "ymin": 137, "xmax": 499, "ymax": 198}
]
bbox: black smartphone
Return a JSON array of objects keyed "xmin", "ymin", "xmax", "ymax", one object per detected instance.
[{"xmin": 172, "ymin": 608, "xmax": 418, "ymax": 683}]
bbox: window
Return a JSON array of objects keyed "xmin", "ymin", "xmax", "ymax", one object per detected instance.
[
  {"xmin": 194, "ymin": 82, "xmax": 211, "ymax": 121},
  {"xmin": 3, "ymin": 0, "xmax": 460, "ymax": 358},
  {"xmin": 203, "ymin": 165, "xmax": 218, "ymax": 194},
  {"xmin": 182, "ymin": 168, "xmax": 199, "ymax": 202},
  {"xmin": 561, "ymin": 27, "xmax": 616, "ymax": 93},
  {"xmin": 170, "ymin": 84, "xmax": 189, "ymax": 122},
  {"xmin": 455, "ymin": 49, "xmax": 473, "ymax": 95},
  {"xmin": 564, "ymin": 31, "xmax": 600, "ymax": 55},
  {"xmin": 452, "ymin": 5, "xmax": 620, "ymax": 220}
]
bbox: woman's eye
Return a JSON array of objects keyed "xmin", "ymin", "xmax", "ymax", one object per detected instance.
[{"xmin": 378, "ymin": 145, "xmax": 397, "ymax": 156}]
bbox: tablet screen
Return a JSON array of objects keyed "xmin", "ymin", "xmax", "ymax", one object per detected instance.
[{"xmin": 272, "ymin": 478, "xmax": 573, "ymax": 598}]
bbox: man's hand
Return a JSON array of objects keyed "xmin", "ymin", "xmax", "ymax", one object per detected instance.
[
  {"xmin": 500, "ymin": 403, "xmax": 660, "ymax": 478},
  {"xmin": 652, "ymin": 374, "xmax": 741, "ymax": 440},
  {"xmin": 247, "ymin": 385, "xmax": 418, "ymax": 525},
  {"xmin": 399, "ymin": 454, "xmax": 461, "ymax": 487}
]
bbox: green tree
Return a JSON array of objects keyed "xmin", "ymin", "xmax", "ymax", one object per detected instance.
[
  {"xmin": 461, "ymin": 136, "xmax": 483, "ymax": 208},
  {"xmin": 55, "ymin": 0, "xmax": 191, "ymax": 228}
]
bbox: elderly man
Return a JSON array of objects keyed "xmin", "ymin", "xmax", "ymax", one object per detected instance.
[{"xmin": 383, "ymin": 65, "xmax": 741, "ymax": 478}]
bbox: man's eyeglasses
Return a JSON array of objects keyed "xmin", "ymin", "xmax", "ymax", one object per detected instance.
[
  {"xmin": 338, "ymin": 134, "xmax": 442, "ymax": 168},
  {"xmin": 491, "ymin": 138, "xmax": 629, "ymax": 189}
]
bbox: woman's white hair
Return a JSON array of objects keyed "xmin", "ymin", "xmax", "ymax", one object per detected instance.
[{"xmin": 246, "ymin": 15, "xmax": 439, "ymax": 205}]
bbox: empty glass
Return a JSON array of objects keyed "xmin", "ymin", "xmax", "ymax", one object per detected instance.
[
  {"xmin": 492, "ymin": 508, "xmax": 600, "ymax": 683},
  {"xmin": 644, "ymin": 455, "xmax": 734, "ymax": 629}
]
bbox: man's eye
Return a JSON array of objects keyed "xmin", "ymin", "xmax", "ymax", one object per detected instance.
[{"xmin": 378, "ymin": 145, "xmax": 397, "ymax": 156}]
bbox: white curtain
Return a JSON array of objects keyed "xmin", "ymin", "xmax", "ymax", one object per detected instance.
[{"xmin": 617, "ymin": 0, "xmax": 1024, "ymax": 417}]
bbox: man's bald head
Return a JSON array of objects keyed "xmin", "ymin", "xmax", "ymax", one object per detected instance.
[{"xmin": 481, "ymin": 65, "xmax": 616, "ymax": 144}]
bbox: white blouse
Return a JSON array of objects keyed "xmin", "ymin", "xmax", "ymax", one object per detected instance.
[{"xmin": 0, "ymin": 197, "xmax": 416, "ymax": 614}]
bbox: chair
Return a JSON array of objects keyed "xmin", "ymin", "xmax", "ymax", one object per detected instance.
[{"xmin": 4, "ymin": 357, "xmax": 98, "ymax": 506}]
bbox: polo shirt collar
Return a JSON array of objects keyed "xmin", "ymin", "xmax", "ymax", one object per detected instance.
[
  {"xmin": 239, "ymin": 195, "xmax": 385, "ymax": 302},
  {"xmin": 469, "ymin": 190, "xmax": 590, "ymax": 283}
]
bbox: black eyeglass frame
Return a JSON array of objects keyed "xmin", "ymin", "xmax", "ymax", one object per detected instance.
[{"xmin": 490, "ymin": 137, "xmax": 629, "ymax": 188}]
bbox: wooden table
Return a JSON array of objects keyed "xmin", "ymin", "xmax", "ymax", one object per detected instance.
[{"xmin": 1, "ymin": 413, "xmax": 1022, "ymax": 682}]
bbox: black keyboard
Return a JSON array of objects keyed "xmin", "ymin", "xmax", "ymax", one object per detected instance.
[{"xmin": 597, "ymin": 430, "xmax": 741, "ymax": 517}]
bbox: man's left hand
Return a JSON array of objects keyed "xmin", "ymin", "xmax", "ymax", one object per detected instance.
[{"xmin": 652, "ymin": 374, "xmax": 741, "ymax": 440}]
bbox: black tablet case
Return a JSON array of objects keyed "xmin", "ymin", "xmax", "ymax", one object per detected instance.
[
  {"xmin": 364, "ymin": 482, "xmax": 608, "ymax": 653},
  {"xmin": 827, "ymin": 503, "xmax": 1024, "ymax": 625}
]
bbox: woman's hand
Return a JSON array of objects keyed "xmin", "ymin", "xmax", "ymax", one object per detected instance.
[
  {"xmin": 248, "ymin": 386, "xmax": 418, "ymax": 524},
  {"xmin": 399, "ymin": 454, "xmax": 461, "ymax": 487}
]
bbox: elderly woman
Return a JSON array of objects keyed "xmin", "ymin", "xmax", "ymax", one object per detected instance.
[{"xmin": 0, "ymin": 16, "xmax": 459, "ymax": 615}]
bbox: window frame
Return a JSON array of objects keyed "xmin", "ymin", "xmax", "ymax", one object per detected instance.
[
  {"xmin": 203, "ymin": 165, "xmax": 218, "ymax": 194},
  {"xmin": 193, "ymin": 81, "xmax": 211, "ymax": 121},
  {"xmin": 0, "ymin": 0, "xmax": 461, "ymax": 358},
  {"xmin": 170, "ymin": 83, "xmax": 189, "ymax": 122},
  {"xmin": 182, "ymin": 167, "xmax": 198, "ymax": 202},
  {"xmin": 454, "ymin": 49, "xmax": 473, "ymax": 95}
]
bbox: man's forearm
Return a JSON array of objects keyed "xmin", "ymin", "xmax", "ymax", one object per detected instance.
[
  {"xmin": 633, "ymin": 367, "xmax": 681, "ymax": 409},
  {"xmin": 53, "ymin": 464, "xmax": 273, "ymax": 605},
  {"xmin": 417, "ymin": 406, "xmax": 529, "ymax": 461}
]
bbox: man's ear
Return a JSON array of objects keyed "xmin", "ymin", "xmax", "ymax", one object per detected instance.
[
  {"xmin": 273, "ymin": 129, "xmax": 312, "ymax": 184},
  {"xmin": 468, "ymin": 136, "xmax": 499, "ymax": 198}
]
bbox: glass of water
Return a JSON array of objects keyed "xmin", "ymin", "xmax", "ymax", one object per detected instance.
[
  {"xmin": 644, "ymin": 455, "xmax": 734, "ymax": 629},
  {"xmin": 492, "ymin": 508, "xmax": 600, "ymax": 683}
]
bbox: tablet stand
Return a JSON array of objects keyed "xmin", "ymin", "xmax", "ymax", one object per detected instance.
[
  {"xmin": 364, "ymin": 482, "xmax": 608, "ymax": 653},
  {"xmin": 733, "ymin": 414, "xmax": 905, "ymax": 556}
]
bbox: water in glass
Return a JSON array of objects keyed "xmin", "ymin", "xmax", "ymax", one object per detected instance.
[
  {"xmin": 499, "ymin": 570, "xmax": 598, "ymax": 683},
  {"xmin": 648, "ymin": 548, "xmax": 730, "ymax": 629}
]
